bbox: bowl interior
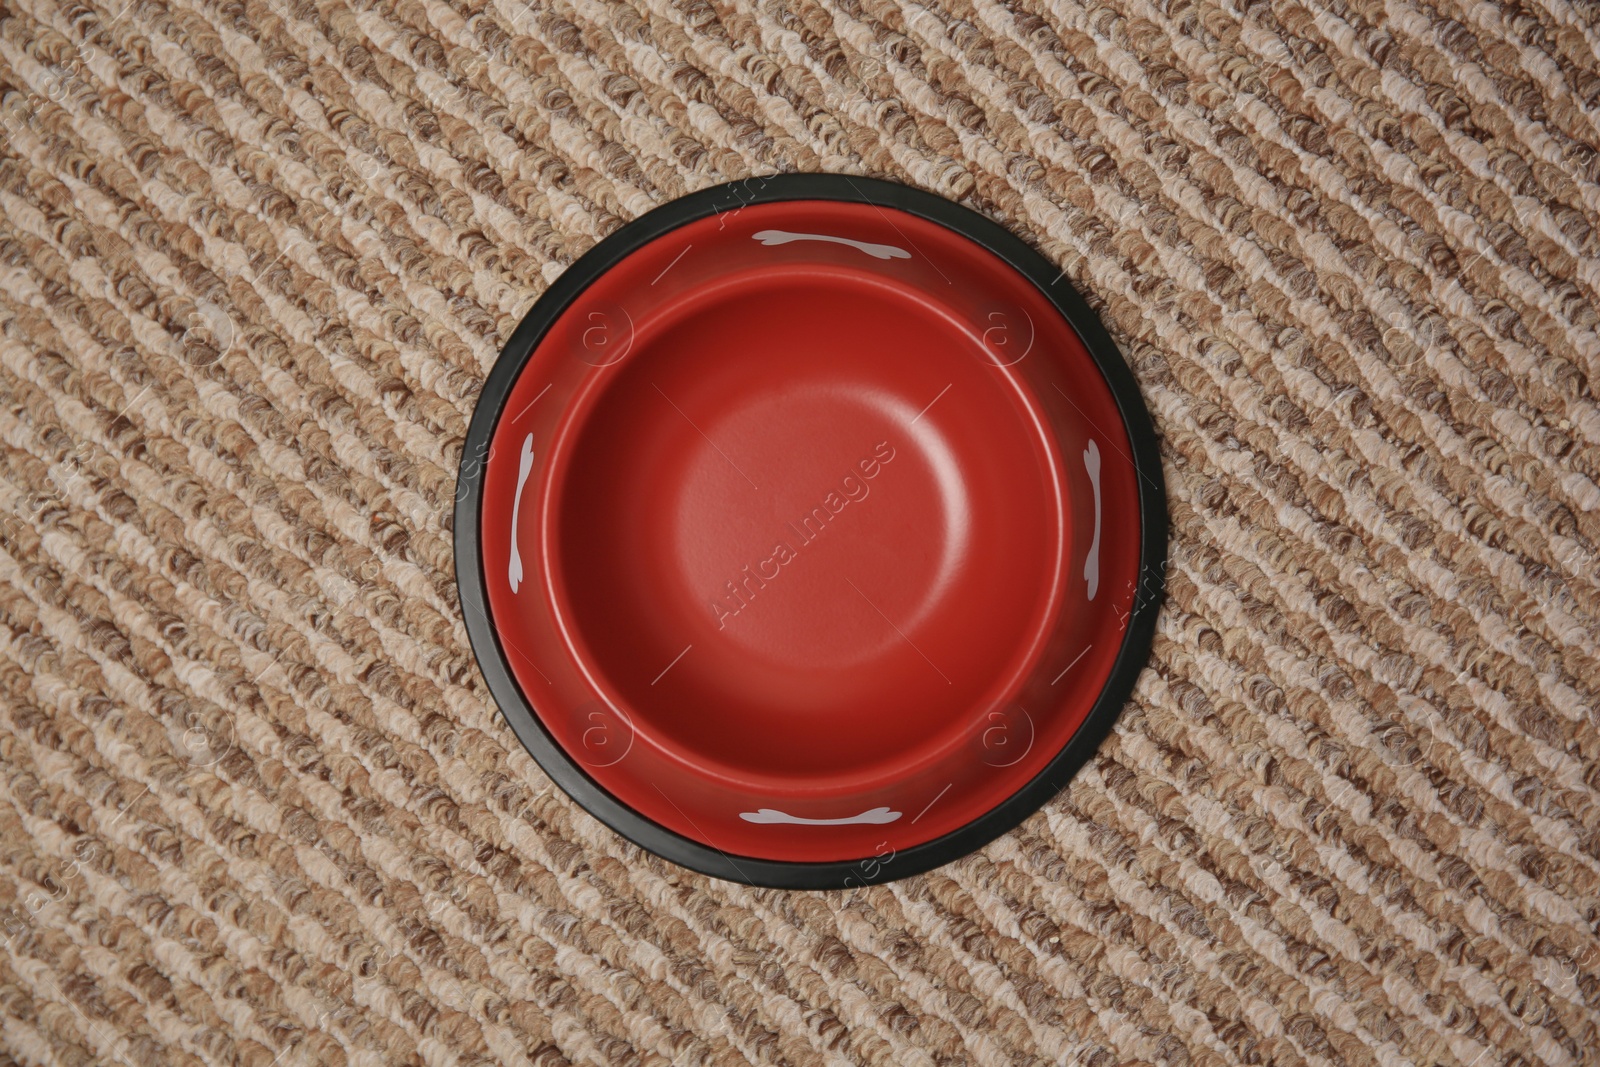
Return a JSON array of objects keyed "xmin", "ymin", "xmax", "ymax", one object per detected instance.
[
  {"xmin": 479, "ymin": 199, "xmax": 1143, "ymax": 863},
  {"xmin": 554, "ymin": 268, "xmax": 1063, "ymax": 788}
]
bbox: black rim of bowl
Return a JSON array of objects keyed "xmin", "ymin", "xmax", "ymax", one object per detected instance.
[{"xmin": 454, "ymin": 174, "xmax": 1168, "ymax": 890}]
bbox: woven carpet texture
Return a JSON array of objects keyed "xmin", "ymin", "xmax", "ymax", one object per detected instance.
[{"xmin": 1, "ymin": 0, "xmax": 1599, "ymax": 1062}]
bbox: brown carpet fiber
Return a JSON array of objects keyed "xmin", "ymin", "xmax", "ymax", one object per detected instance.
[{"xmin": 1, "ymin": 0, "xmax": 1598, "ymax": 1061}]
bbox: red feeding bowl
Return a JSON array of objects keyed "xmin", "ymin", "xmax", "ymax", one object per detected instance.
[{"xmin": 456, "ymin": 175, "xmax": 1165, "ymax": 888}]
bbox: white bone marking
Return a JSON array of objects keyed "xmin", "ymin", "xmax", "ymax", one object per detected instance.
[
  {"xmin": 739, "ymin": 807, "xmax": 903, "ymax": 825},
  {"xmin": 751, "ymin": 230, "xmax": 911, "ymax": 260},
  {"xmin": 1084, "ymin": 439, "xmax": 1101, "ymax": 600},
  {"xmin": 508, "ymin": 434, "xmax": 535, "ymax": 594}
]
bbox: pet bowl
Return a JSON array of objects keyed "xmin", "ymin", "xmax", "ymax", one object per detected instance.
[{"xmin": 456, "ymin": 175, "xmax": 1164, "ymax": 888}]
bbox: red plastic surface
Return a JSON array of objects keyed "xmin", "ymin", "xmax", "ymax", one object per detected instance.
[{"xmin": 480, "ymin": 200, "xmax": 1141, "ymax": 862}]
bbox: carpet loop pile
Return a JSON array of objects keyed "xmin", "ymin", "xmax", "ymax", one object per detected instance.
[{"xmin": 0, "ymin": 0, "xmax": 1598, "ymax": 1063}]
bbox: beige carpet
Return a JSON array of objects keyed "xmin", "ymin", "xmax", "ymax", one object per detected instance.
[{"xmin": 1, "ymin": 0, "xmax": 1598, "ymax": 1062}]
